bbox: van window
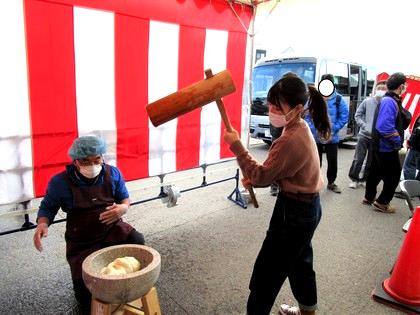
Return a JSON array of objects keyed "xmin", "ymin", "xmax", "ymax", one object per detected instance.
[
  {"xmin": 366, "ymin": 67, "xmax": 376, "ymax": 96},
  {"xmin": 252, "ymin": 62, "xmax": 316, "ymax": 99},
  {"xmin": 326, "ymin": 60, "xmax": 349, "ymax": 95},
  {"xmin": 350, "ymin": 65, "xmax": 361, "ymax": 100},
  {"xmin": 318, "ymin": 59, "xmax": 327, "ymax": 80}
]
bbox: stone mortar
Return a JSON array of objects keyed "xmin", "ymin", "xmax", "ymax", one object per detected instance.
[{"xmin": 82, "ymin": 244, "xmax": 161, "ymax": 304}]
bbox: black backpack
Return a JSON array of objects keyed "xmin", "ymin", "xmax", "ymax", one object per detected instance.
[{"xmin": 408, "ymin": 117, "xmax": 420, "ymax": 151}]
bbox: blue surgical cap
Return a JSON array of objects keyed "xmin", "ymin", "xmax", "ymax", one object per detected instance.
[{"xmin": 68, "ymin": 136, "xmax": 107, "ymax": 160}]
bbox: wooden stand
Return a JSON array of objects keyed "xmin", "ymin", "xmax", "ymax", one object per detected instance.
[{"xmin": 91, "ymin": 287, "xmax": 161, "ymax": 315}]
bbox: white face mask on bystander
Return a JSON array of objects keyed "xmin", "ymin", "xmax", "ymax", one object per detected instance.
[{"xmin": 375, "ymin": 90, "xmax": 386, "ymax": 98}]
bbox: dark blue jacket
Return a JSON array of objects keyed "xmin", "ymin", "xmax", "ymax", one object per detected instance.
[
  {"xmin": 37, "ymin": 164, "xmax": 129, "ymax": 224},
  {"xmin": 375, "ymin": 96, "xmax": 401, "ymax": 152}
]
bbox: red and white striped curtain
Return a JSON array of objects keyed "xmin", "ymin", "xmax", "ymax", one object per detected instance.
[
  {"xmin": 0, "ymin": 0, "xmax": 252, "ymax": 204},
  {"xmin": 403, "ymin": 77, "xmax": 420, "ymax": 129}
]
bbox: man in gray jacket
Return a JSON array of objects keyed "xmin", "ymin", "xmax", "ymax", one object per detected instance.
[{"xmin": 348, "ymin": 81, "xmax": 387, "ymax": 188}]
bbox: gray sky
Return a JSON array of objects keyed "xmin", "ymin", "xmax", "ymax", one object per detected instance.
[{"xmin": 254, "ymin": 0, "xmax": 420, "ymax": 76}]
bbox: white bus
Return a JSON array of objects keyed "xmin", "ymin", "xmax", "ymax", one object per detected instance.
[{"xmin": 250, "ymin": 56, "xmax": 377, "ymax": 145}]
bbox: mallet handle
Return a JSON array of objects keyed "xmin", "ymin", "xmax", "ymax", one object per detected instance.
[
  {"xmin": 204, "ymin": 69, "xmax": 259, "ymax": 208},
  {"xmin": 204, "ymin": 70, "xmax": 234, "ymax": 132}
]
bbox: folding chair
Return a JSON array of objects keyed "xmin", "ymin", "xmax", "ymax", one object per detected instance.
[{"xmin": 399, "ymin": 180, "xmax": 420, "ymax": 232}]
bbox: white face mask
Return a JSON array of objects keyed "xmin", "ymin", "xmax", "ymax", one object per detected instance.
[
  {"xmin": 269, "ymin": 111, "xmax": 287, "ymax": 128},
  {"xmin": 79, "ymin": 164, "xmax": 102, "ymax": 178},
  {"xmin": 375, "ymin": 90, "xmax": 386, "ymax": 98}
]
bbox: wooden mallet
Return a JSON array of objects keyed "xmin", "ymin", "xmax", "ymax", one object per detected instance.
[{"xmin": 146, "ymin": 68, "xmax": 259, "ymax": 208}]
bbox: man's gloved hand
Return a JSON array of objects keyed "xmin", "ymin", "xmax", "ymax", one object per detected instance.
[{"xmin": 100, "ymin": 203, "xmax": 128, "ymax": 225}]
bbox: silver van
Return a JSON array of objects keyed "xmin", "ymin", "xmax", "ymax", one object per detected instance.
[{"xmin": 250, "ymin": 56, "xmax": 376, "ymax": 145}]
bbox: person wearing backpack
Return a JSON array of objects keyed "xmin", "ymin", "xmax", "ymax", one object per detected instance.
[
  {"xmin": 402, "ymin": 115, "xmax": 420, "ymax": 180},
  {"xmin": 348, "ymin": 81, "xmax": 387, "ymax": 188},
  {"xmin": 305, "ymin": 74, "xmax": 349, "ymax": 193},
  {"xmin": 363, "ymin": 72, "xmax": 411, "ymax": 213}
]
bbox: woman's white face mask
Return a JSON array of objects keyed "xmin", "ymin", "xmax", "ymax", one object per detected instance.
[
  {"xmin": 269, "ymin": 111, "xmax": 287, "ymax": 128},
  {"xmin": 79, "ymin": 164, "xmax": 102, "ymax": 178},
  {"xmin": 269, "ymin": 104, "xmax": 302, "ymax": 128}
]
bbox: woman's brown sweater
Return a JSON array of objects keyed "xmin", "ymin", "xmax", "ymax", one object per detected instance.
[{"xmin": 230, "ymin": 119, "xmax": 323, "ymax": 193}]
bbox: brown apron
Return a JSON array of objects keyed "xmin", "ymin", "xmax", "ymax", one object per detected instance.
[{"xmin": 65, "ymin": 165, "xmax": 133, "ymax": 281}]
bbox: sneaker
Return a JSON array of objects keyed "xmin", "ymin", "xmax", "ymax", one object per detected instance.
[
  {"xmin": 278, "ymin": 305, "xmax": 315, "ymax": 315},
  {"xmin": 279, "ymin": 304, "xmax": 301, "ymax": 315},
  {"xmin": 327, "ymin": 183, "xmax": 341, "ymax": 193},
  {"xmin": 362, "ymin": 198, "xmax": 374, "ymax": 205},
  {"xmin": 373, "ymin": 201, "xmax": 396, "ymax": 213},
  {"xmin": 349, "ymin": 181, "xmax": 358, "ymax": 189}
]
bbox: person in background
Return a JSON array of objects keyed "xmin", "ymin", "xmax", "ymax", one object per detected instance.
[
  {"xmin": 305, "ymin": 74, "xmax": 349, "ymax": 193},
  {"xmin": 402, "ymin": 114, "xmax": 420, "ymax": 180},
  {"xmin": 224, "ymin": 73, "xmax": 331, "ymax": 315},
  {"xmin": 395, "ymin": 114, "xmax": 420, "ymax": 200},
  {"xmin": 364, "ymin": 72, "xmax": 411, "ymax": 213},
  {"xmin": 348, "ymin": 81, "xmax": 387, "ymax": 188},
  {"xmin": 33, "ymin": 135, "xmax": 145, "ymax": 314}
]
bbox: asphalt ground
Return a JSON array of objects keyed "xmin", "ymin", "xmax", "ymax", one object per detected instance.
[{"xmin": 0, "ymin": 140, "xmax": 412, "ymax": 315}]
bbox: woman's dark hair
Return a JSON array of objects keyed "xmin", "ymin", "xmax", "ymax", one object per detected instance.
[{"xmin": 267, "ymin": 73, "xmax": 331, "ymax": 140}]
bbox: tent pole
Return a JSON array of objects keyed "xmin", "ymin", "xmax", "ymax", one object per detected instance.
[{"xmin": 245, "ymin": 4, "xmax": 257, "ymax": 149}]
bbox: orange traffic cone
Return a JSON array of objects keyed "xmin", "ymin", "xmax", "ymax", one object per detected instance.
[
  {"xmin": 372, "ymin": 206, "xmax": 420, "ymax": 313},
  {"xmin": 383, "ymin": 206, "xmax": 420, "ymax": 305}
]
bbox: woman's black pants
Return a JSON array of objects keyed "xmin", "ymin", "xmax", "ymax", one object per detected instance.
[{"xmin": 247, "ymin": 193, "xmax": 322, "ymax": 315}]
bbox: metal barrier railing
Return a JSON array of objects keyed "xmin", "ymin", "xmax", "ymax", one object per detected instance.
[{"xmin": 0, "ymin": 162, "xmax": 248, "ymax": 237}]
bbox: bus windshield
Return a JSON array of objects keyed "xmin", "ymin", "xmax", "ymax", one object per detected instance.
[{"xmin": 252, "ymin": 62, "xmax": 316, "ymax": 99}]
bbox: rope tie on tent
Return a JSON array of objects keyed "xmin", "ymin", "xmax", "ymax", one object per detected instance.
[{"xmin": 227, "ymin": 0, "xmax": 280, "ymax": 37}]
